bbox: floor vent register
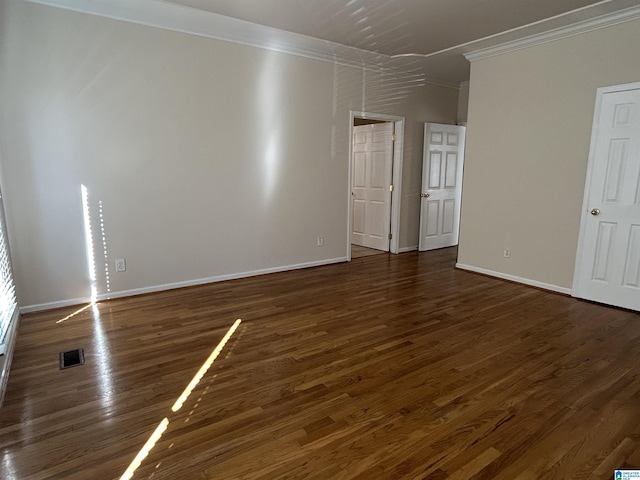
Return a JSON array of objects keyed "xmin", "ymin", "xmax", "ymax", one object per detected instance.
[{"xmin": 59, "ymin": 348, "xmax": 85, "ymax": 370}]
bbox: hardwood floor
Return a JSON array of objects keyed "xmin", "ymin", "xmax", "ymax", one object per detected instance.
[
  {"xmin": 1, "ymin": 247, "xmax": 640, "ymax": 479},
  {"xmin": 351, "ymin": 245, "xmax": 387, "ymax": 258}
]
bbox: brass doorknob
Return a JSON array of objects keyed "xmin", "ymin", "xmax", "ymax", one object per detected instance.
[
  {"xmin": 590, "ymin": 208, "xmax": 600, "ymax": 216},
  {"xmin": 420, "ymin": 193, "xmax": 430, "ymax": 198}
]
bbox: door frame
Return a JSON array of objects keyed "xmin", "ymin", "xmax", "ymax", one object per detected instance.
[
  {"xmin": 572, "ymin": 80, "xmax": 640, "ymax": 298},
  {"xmin": 347, "ymin": 111, "xmax": 405, "ymax": 260}
]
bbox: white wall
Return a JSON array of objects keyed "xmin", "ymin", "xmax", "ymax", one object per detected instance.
[
  {"xmin": 457, "ymin": 81, "xmax": 469, "ymax": 124},
  {"xmin": 0, "ymin": 1, "xmax": 458, "ymax": 309},
  {"xmin": 458, "ymin": 18, "xmax": 640, "ymax": 291}
]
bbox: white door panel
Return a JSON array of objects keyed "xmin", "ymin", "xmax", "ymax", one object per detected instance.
[
  {"xmin": 351, "ymin": 123, "xmax": 394, "ymax": 251},
  {"xmin": 445, "ymin": 152, "xmax": 458, "ymax": 187},
  {"xmin": 419, "ymin": 123, "xmax": 466, "ymax": 251},
  {"xmin": 352, "ymin": 200, "xmax": 365, "ymax": 236},
  {"xmin": 429, "ymin": 152, "xmax": 441, "ymax": 188},
  {"xmin": 424, "ymin": 201, "xmax": 439, "ymax": 237},
  {"xmin": 369, "ymin": 201, "xmax": 385, "ymax": 237},
  {"xmin": 353, "ymin": 152, "xmax": 366, "ymax": 187},
  {"xmin": 371, "ymin": 152, "xmax": 387, "ymax": 188},
  {"xmin": 442, "ymin": 199, "xmax": 456, "ymax": 234},
  {"xmin": 573, "ymin": 85, "xmax": 640, "ymax": 311}
]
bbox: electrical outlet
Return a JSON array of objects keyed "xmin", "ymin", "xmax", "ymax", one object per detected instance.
[
  {"xmin": 317, "ymin": 236, "xmax": 324, "ymax": 247},
  {"xmin": 503, "ymin": 248, "xmax": 511, "ymax": 258},
  {"xmin": 115, "ymin": 258, "xmax": 126, "ymax": 272}
]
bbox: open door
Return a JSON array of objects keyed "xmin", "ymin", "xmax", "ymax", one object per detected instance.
[
  {"xmin": 419, "ymin": 123, "xmax": 466, "ymax": 251},
  {"xmin": 351, "ymin": 122, "xmax": 394, "ymax": 251},
  {"xmin": 573, "ymin": 83, "xmax": 640, "ymax": 311}
]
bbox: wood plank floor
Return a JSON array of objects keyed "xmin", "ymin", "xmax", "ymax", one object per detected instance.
[
  {"xmin": 351, "ymin": 245, "xmax": 387, "ymax": 258},
  {"xmin": 1, "ymin": 247, "xmax": 640, "ymax": 479}
]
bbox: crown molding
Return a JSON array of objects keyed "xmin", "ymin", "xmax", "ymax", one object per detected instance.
[
  {"xmin": 24, "ymin": 0, "xmax": 461, "ymax": 89},
  {"xmin": 465, "ymin": 4, "xmax": 640, "ymax": 62}
]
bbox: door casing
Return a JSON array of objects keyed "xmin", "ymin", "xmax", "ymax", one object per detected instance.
[
  {"xmin": 351, "ymin": 122, "xmax": 394, "ymax": 251},
  {"xmin": 347, "ymin": 111, "xmax": 405, "ymax": 260}
]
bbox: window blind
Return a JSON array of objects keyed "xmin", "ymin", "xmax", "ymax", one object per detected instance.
[{"xmin": 0, "ymin": 191, "xmax": 16, "ymax": 355}]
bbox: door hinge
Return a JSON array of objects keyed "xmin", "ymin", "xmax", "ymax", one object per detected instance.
[
  {"xmin": 392, "ymin": 134, "xmax": 397, "ymax": 142},
  {"xmin": 388, "ymin": 233, "xmax": 393, "ymax": 240},
  {"xmin": 389, "ymin": 184, "xmax": 394, "ymax": 192}
]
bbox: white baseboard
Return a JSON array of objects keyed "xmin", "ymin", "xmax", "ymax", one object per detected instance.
[
  {"xmin": 20, "ymin": 295, "xmax": 94, "ymax": 314},
  {"xmin": 455, "ymin": 263, "xmax": 572, "ymax": 295},
  {"xmin": 20, "ymin": 257, "xmax": 348, "ymax": 313},
  {"xmin": 398, "ymin": 245, "xmax": 418, "ymax": 253}
]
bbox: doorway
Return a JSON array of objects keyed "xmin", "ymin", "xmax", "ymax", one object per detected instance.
[{"xmin": 348, "ymin": 112, "xmax": 405, "ymax": 261}]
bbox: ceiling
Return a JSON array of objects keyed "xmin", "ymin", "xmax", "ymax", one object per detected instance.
[
  {"xmin": 26, "ymin": 0, "xmax": 640, "ymax": 85},
  {"xmin": 167, "ymin": 0, "xmax": 607, "ymax": 56},
  {"xmin": 164, "ymin": 0, "xmax": 640, "ymax": 83}
]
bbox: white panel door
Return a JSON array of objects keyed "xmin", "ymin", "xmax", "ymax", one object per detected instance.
[
  {"xmin": 573, "ymin": 84, "xmax": 640, "ymax": 311},
  {"xmin": 419, "ymin": 123, "xmax": 466, "ymax": 251},
  {"xmin": 351, "ymin": 123, "xmax": 394, "ymax": 251}
]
